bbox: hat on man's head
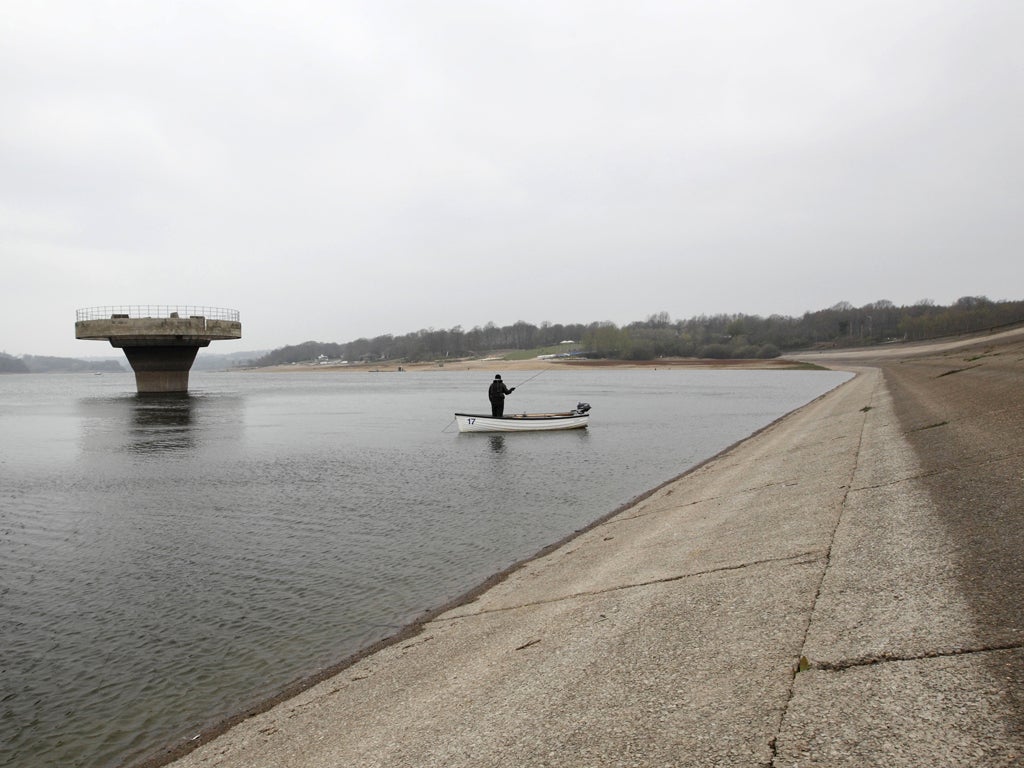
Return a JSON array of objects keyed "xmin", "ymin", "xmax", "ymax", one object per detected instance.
[{"xmin": 494, "ymin": 374, "xmax": 501, "ymax": 379}]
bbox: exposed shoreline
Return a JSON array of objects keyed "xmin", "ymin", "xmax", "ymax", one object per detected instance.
[
  {"xmin": 241, "ymin": 326, "xmax": 1023, "ymax": 374},
  {"xmin": 242, "ymin": 355, "xmax": 818, "ymax": 374},
  {"xmin": 151, "ymin": 327, "xmax": 1024, "ymax": 767}
]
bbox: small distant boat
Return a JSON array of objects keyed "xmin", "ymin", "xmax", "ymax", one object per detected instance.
[{"xmin": 454, "ymin": 403, "xmax": 591, "ymax": 433}]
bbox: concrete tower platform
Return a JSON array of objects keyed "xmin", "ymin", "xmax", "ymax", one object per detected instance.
[{"xmin": 75, "ymin": 305, "xmax": 242, "ymax": 393}]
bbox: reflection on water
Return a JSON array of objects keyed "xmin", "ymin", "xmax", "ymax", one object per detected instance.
[
  {"xmin": 130, "ymin": 394, "xmax": 194, "ymax": 453},
  {"xmin": 480, "ymin": 428, "xmax": 590, "ymax": 456},
  {"xmin": 74, "ymin": 391, "xmax": 244, "ymax": 462}
]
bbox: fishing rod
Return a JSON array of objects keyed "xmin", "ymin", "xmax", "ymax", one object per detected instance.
[{"xmin": 512, "ymin": 368, "xmax": 548, "ymax": 389}]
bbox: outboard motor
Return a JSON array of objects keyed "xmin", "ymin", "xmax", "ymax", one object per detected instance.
[{"xmin": 575, "ymin": 402, "xmax": 591, "ymax": 414}]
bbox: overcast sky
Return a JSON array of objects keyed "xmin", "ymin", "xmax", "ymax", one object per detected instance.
[{"xmin": 2, "ymin": 1, "xmax": 1021, "ymax": 358}]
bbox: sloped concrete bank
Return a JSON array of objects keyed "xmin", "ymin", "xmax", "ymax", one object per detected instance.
[
  {"xmin": 777, "ymin": 329, "xmax": 1024, "ymax": 767},
  {"xmin": 167, "ymin": 330, "xmax": 1024, "ymax": 767}
]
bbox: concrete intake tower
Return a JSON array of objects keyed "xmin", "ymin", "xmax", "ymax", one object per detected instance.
[{"xmin": 75, "ymin": 305, "xmax": 242, "ymax": 393}]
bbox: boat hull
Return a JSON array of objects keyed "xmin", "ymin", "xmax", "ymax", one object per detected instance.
[{"xmin": 454, "ymin": 412, "xmax": 589, "ymax": 433}]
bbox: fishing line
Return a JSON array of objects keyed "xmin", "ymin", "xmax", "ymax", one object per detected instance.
[{"xmin": 514, "ymin": 367, "xmax": 548, "ymax": 389}]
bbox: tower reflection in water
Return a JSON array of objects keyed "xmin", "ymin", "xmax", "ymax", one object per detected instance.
[{"xmin": 129, "ymin": 393, "xmax": 194, "ymax": 454}]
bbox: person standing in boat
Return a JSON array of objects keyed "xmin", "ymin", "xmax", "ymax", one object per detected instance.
[{"xmin": 488, "ymin": 374, "xmax": 515, "ymax": 418}]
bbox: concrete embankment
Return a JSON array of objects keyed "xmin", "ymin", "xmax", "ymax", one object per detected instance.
[{"xmin": 168, "ymin": 329, "xmax": 1024, "ymax": 767}]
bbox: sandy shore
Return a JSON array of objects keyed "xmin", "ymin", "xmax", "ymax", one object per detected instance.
[
  {"xmin": 248, "ymin": 355, "xmax": 813, "ymax": 374},
  {"xmin": 158, "ymin": 327, "xmax": 1024, "ymax": 767}
]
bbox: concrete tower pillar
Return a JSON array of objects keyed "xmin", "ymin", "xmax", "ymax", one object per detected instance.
[
  {"xmin": 121, "ymin": 344, "xmax": 204, "ymax": 393},
  {"xmin": 75, "ymin": 306, "xmax": 242, "ymax": 394}
]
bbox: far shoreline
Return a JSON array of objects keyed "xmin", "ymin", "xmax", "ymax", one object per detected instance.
[
  {"xmin": 233, "ymin": 324, "xmax": 1024, "ymax": 375},
  {"xmin": 237, "ymin": 355, "xmax": 824, "ymax": 374}
]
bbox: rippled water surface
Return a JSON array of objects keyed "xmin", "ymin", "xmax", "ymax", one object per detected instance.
[{"xmin": 1, "ymin": 367, "xmax": 850, "ymax": 767}]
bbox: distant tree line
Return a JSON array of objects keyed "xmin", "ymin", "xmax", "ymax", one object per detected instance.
[
  {"xmin": 250, "ymin": 296, "xmax": 1024, "ymax": 367},
  {"xmin": 0, "ymin": 352, "xmax": 30, "ymax": 373},
  {"xmin": 0, "ymin": 353, "xmax": 125, "ymax": 374}
]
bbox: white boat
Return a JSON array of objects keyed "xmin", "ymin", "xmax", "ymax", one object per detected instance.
[{"xmin": 454, "ymin": 403, "xmax": 591, "ymax": 433}]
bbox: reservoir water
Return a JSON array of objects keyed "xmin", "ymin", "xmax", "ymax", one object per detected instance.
[{"xmin": 1, "ymin": 367, "xmax": 850, "ymax": 767}]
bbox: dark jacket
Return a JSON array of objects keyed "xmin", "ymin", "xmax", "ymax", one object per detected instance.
[{"xmin": 488, "ymin": 379, "xmax": 512, "ymax": 400}]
